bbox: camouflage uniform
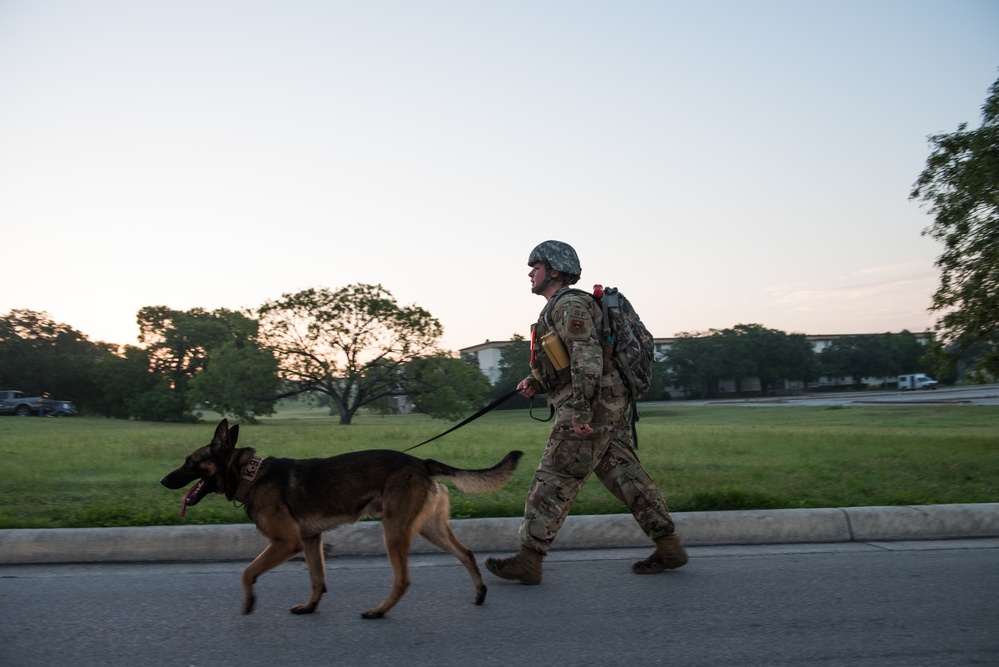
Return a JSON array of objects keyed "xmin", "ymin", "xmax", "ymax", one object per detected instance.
[{"xmin": 520, "ymin": 286, "xmax": 677, "ymax": 555}]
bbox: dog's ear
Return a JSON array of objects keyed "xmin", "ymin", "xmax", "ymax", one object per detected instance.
[
  {"xmin": 229, "ymin": 424, "xmax": 239, "ymax": 446},
  {"xmin": 211, "ymin": 419, "xmax": 233, "ymax": 454},
  {"xmin": 213, "ymin": 419, "xmax": 229, "ymax": 443}
]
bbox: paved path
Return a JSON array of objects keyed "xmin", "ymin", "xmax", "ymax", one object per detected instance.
[{"xmin": 2, "ymin": 539, "xmax": 997, "ymax": 666}]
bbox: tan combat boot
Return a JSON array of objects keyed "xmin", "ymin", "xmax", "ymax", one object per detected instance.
[
  {"xmin": 485, "ymin": 546, "xmax": 544, "ymax": 585},
  {"xmin": 632, "ymin": 535, "xmax": 688, "ymax": 574}
]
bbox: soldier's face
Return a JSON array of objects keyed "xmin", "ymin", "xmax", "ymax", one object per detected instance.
[
  {"xmin": 529, "ymin": 262, "xmax": 547, "ymax": 294},
  {"xmin": 530, "ymin": 262, "xmax": 562, "ymax": 296}
]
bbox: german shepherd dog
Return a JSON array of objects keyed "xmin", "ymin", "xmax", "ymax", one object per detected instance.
[{"xmin": 161, "ymin": 419, "xmax": 522, "ymax": 618}]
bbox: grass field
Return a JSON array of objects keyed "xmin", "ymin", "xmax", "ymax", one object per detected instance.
[{"xmin": 1, "ymin": 402, "xmax": 996, "ymax": 529}]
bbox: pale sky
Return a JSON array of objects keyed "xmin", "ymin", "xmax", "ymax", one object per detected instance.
[{"xmin": 1, "ymin": 1, "xmax": 997, "ymax": 354}]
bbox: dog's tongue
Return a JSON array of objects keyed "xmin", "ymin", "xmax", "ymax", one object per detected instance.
[{"xmin": 179, "ymin": 480, "xmax": 204, "ymax": 517}]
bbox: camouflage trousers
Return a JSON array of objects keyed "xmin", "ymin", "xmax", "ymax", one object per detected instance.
[{"xmin": 518, "ymin": 386, "xmax": 677, "ymax": 555}]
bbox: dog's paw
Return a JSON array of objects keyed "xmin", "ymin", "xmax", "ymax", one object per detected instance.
[
  {"xmin": 290, "ymin": 603, "xmax": 317, "ymax": 615},
  {"xmin": 475, "ymin": 584, "xmax": 487, "ymax": 605},
  {"xmin": 361, "ymin": 608, "xmax": 385, "ymax": 619},
  {"xmin": 242, "ymin": 595, "xmax": 256, "ymax": 615}
]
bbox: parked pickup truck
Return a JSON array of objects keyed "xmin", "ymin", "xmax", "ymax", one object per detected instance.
[
  {"xmin": 0, "ymin": 390, "xmax": 77, "ymax": 416},
  {"xmin": 0, "ymin": 390, "xmax": 49, "ymax": 416}
]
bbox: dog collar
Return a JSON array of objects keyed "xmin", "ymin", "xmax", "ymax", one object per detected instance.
[{"xmin": 234, "ymin": 456, "xmax": 263, "ymax": 503}]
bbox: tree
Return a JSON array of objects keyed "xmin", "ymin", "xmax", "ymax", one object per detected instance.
[
  {"xmin": 91, "ymin": 346, "xmax": 164, "ymax": 419},
  {"xmin": 820, "ymin": 334, "xmax": 895, "ymax": 386},
  {"xmin": 662, "ymin": 325, "xmax": 818, "ymax": 397},
  {"xmin": 188, "ymin": 341, "xmax": 281, "ymax": 423},
  {"xmin": 134, "ymin": 306, "xmax": 277, "ymax": 421},
  {"xmin": 910, "ymin": 73, "xmax": 999, "ymax": 381},
  {"xmin": 258, "ymin": 284, "xmax": 444, "ymax": 425},
  {"xmin": 888, "ymin": 330, "xmax": 935, "ymax": 376},
  {"xmin": 403, "ymin": 355, "xmax": 490, "ymax": 420},
  {"xmin": 137, "ymin": 306, "xmax": 259, "ymax": 392},
  {"xmin": 726, "ymin": 324, "xmax": 817, "ymax": 394},
  {"xmin": 661, "ymin": 331, "xmax": 728, "ymax": 398},
  {"xmin": 0, "ymin": 309, "xmax": 116, "ymax": 412}
]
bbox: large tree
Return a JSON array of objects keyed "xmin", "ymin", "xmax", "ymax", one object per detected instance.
[
  {"xmin": 134, "ymin": 306, "xmax": 278, "ymax": 421},
  {"xmin": 910, "ymin": 73, "xmax": 999, "ymax": 380},
  {"xmin": 820, "ymin": 334, "xmax": 895, "ymax": 387},
  {"xmin": 188, "ymin": 340, "xmax": 281, "ymax": 423},
  {"xmin": 727, "ymin": 324, "xmax": 817, "ymax": 394},
  {"xmin": 258, "ymin": 284, "xmax": 443, "ymax": 424},
  {"xmin": 91, "ymin": 346, "xmax": 167, "ymax": 419},
  {"xmin": 0, "ymin": 309, "xmax": 115, "ymax": 412},
  {"xmin": 661, "ymin": 330, "xmax": 729, "ymax": 398},
  {"xmin": 662, "ymin": 324, "xmax": 817, "ymax": 397}
]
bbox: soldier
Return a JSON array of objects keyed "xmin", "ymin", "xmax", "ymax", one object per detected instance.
[{"xmin": 485, "ymin": 240, "xmax": 687, "ymax": 584}]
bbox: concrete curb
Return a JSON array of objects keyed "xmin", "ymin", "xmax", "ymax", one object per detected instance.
[{"xmin": 1, "ymin": 503, "xmax": 997, "ymax": 565}]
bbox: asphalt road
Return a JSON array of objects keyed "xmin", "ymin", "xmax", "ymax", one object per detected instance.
[{"xmin": 2, "ymin": 539, "xmax": 997, "ymax": 667}]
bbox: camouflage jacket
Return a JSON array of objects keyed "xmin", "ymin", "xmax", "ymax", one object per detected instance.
[{"xmin": 530, "ymin": 288, "xmax": 622, "ymax": 425}]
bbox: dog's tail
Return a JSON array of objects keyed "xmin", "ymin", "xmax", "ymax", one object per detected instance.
[{"xmin": 425, "ymin": 451, "xmax": 523, "ymax": 494}]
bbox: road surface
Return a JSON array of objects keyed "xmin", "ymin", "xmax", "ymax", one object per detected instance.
[{"xmin": 2, "ymin": 539, "xmax": 996, "ymax": 666}]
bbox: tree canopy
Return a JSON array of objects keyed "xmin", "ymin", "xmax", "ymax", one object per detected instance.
[
  {"xmin": 820, "ymin": 331, "xmax": 932, "ymax": 386},
  {"xmin": 910, "ymin": 73, "xmax": 999, "ymax": 380},
  {"xmin": 403, "ymin": 354, "xmax": 490, "ymax": 420},
  {"xmin": 258, "ymin": 284, "xmax": 445, "ymax": 424},
  {"xmin": 0, "ymin": 309, "xmax": 113, "ymax": 411},
  {"xmin": 133, "ymin": 306, "xmax": 279, "ymax": 422},
  {"xmin": 662, "ymin": 324, "xmax": 817, "ymax": 398}
]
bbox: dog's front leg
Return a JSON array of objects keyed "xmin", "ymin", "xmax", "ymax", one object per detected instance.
[
  {"xmin": 242, "ymin": 539, "xmax": 302, "ymax": 614},
  {"xmin": 291, "ymin": 533, "xmax": 327, "ymax": 615},
  {"xmin": 362, "ymin": 518, "xmax": 413, "ymax": 619}
]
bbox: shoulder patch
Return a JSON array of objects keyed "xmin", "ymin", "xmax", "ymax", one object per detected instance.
[{"xmin": 570, "ymin": 318, "xmax": 586, "ymax": 334}]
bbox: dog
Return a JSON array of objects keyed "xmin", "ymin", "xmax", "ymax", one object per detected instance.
[{"xmin": 161, "ymin": 418, "xmax": 522, "ymax": 618}]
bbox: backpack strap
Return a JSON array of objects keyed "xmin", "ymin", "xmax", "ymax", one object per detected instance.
[{"xmin": 542, "ymin": 287, "xmax": 594, "ymax": 327}]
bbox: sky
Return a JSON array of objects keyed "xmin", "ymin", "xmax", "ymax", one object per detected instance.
[{"xmin": 1, "ymin": 1, "xmax": 998, "ymax": 354}]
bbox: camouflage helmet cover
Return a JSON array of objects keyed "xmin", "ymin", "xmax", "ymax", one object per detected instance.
[{"xmin": 527, "ymin": 240, "xmax": 581, "ymax": 277}]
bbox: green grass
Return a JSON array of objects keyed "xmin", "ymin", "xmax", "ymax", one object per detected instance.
[{"xmin": 1, "ymin": 403, "xmax": 997, "ymax": 529}]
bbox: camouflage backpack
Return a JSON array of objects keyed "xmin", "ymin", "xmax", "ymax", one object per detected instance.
[
  {"xmin": 548, "ymin": 285, "xmax": 656, "ymax": 399},
  {"xmin": 593, "ymin": 285, "xmax": 655, "ymax": 399}
]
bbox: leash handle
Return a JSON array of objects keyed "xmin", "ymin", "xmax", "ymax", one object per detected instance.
[{"xmin": 404, "ymin": 388, "xmax": 521, "ymax": 452}]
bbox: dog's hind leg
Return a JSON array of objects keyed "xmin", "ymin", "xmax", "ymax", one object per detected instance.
[
  {"xmin": 361, "ymin": 475, "xmax": 435, "ymax": 620},
  {"xmin": 417, "ymin": 483, "xmax": 487, "ymax": 605},
  {"xmin": 290, "ymin": 533, "xmax": 327, "ymax": 615}
]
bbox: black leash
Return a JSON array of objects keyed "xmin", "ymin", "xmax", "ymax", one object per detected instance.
[{"xmin": 404, "ymin": 388, "xmax": 521, "ymax": 452}]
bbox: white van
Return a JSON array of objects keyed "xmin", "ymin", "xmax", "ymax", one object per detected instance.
[{"xmin": 897, "ymin": 374, "xmax": 939, "ymax": 390}]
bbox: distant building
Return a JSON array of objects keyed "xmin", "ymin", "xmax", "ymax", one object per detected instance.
[
  {"xmin": 460, "ymin": 332, "xmax": 933, "ymax": 396},
  {"xmin": 459, "ymin": 339, "xmax": 512, "ymax": 385}
]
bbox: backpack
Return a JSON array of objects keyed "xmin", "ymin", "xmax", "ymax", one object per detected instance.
[
  {"xmin": 545, "ymin": 285, "xmax": 655, "ymax": 399},
  {"xmin": 592, "ymin": 285, "xmax": 655, "ymax": 400}
]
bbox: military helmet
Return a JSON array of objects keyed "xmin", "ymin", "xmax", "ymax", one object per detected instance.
[{"xmin": 527, "ymin": 240, "xmax": 581, "ymax": 277}]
